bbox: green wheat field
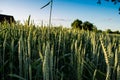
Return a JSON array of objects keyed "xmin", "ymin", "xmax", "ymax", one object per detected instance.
[{"xmin": 0, "ymin": 21, "xmax": 120, "ymax": 80}]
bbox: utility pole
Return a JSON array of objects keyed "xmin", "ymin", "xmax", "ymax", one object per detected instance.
[
  {"xmin": 49, "ymin": 0, "xmax": 53, "ymax": 27},
  {"xmin": 41, "ymin": 0, "xmax": 53, "ymax": 27}
]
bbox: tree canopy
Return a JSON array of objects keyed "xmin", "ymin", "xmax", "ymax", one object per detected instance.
[
  {"xmin": 97, "ymin": 0, "xmax": 120, "ymax": 14},
  {"xmin": 71, "ymin": 19, "xmax": 82, "ymax": 29},
  {"xmin": 71, "ymin": 19, "xmax": 97, "ymax": 31},
  {"xmin": 82, "ymin": 21, "xmax": 94, "ymax": 31},
  {"xmin": 97, "ymin": 0, "xmax": 120, "ymax": 4}
]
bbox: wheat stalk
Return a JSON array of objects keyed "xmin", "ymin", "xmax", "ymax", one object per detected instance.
[
  {"xmin": 18, "ymin": 31, "xmax": 23, "ymax": 79},
  {"xmin": 43, "ymin": 42, "xmax": 50, "ymax": 80},
  {"xmin": 117, "ymin": 43, "xmax": 120, "ymax": 80},
  {"xmin": 100, "ymin": 35, "xmax": 110, "ymax": 80},
  {"xmin": 27, "ymin": 29, "xmax": 32, "ymax": 80},
  {"xmin": 2, "ymin": 32, "xmax": 8, "ymax": 80}
]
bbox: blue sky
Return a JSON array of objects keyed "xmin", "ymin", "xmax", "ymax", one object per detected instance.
[{"xmin": 0, "ymin": 0, "xmax": 120, "ymax": 31}]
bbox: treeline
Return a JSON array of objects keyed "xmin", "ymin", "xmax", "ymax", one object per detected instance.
[
  {"xmin": 104, "ymin": 29, "xmax": 120, "ymax": 34},
  {"xmin": 71, "ymin": 19, "xmax": 120, "ymax": 34}
]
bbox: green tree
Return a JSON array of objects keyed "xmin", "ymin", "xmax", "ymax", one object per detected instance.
[
  {"xmin": 113, "ymin": 30, "xmax": 120, "ymax": 34},
  {"xmin": 106, "ymin": 29, "xmax": 112, "ymax": 33},
  {"xmin": 82, "ymin": 21, "xmax": 94, "ymax": 31},
  {"xmin": 71, "ymin": 19, "xmax": 97, "ymax": 31},
  {"xmin": 97, "ymin": 0, "xmax": 120, "ymax": 14},
  {"xmin": 93, "ymin": 25, "xmax": 98, "ymax": 32},
  {"xmin": 71, "ymin": 19, "xmax": 82, "ymax": 29},
  {"xmin": 98, "ymin": 0, "xmax": 120, "ymax": 4},
  {"xmin": 97, "ymin": 29, "xmax": 103, "ymax": 33}
]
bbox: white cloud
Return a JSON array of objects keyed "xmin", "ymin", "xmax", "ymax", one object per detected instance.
[
  {"xmin": 52, "ymin": 17, "xmax": 71, "ymax": 21},
  {"xmin": 0, "ymin": 10, "xmax": 3, "ymax": 13}
]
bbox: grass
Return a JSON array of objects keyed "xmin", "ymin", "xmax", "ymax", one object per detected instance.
[{"xmin": 0, "ymin": 21, "xmax": 120, "ymax": 80}]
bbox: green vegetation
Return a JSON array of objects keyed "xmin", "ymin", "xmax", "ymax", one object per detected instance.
[
  {"xmin": 97, "ymin": 0, "xmax": 120, "ymax": 14},
  {"xmin": 71, "ymin": 19, "xmax": 120, "ymax": 34},
  {"xmin": 71, "ymin": 19, "xmax": 97, "ymax": 31},
  {"xmin": 0, "ymin": 21, "xmax": 120, "ymax": 80}
]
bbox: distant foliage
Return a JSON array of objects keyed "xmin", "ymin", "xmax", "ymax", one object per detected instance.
[
  {"xmin": 71, "ymin": 19, "xmax": 97, "ymax": 31},
  {"xmin": 82, "ymin": 21, "xmax": 94, "ymax": 31},
  {"xmin": 105, "ymin": 29, "xmax": 120, "ymax": 34},
  {"xmin": 71, "ymin": 19, "xmax": 82, "ymax": 29},
  {"xmin": 106, "ymin": 29, "xmax": 112, "ymax": 33},
  {"xmin": 71, "ymin": 19, "xmax": 120, "ymax": 34}
]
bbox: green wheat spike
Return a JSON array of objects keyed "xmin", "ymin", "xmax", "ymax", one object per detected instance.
[{"xmin": 100, "ymin": 35, "xmax": 110, "ymax": 80}]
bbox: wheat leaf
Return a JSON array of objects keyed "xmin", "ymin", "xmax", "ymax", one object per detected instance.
[{"xmin": 8, "ymin": 74, "xmax": 26, "ymax": 80}]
